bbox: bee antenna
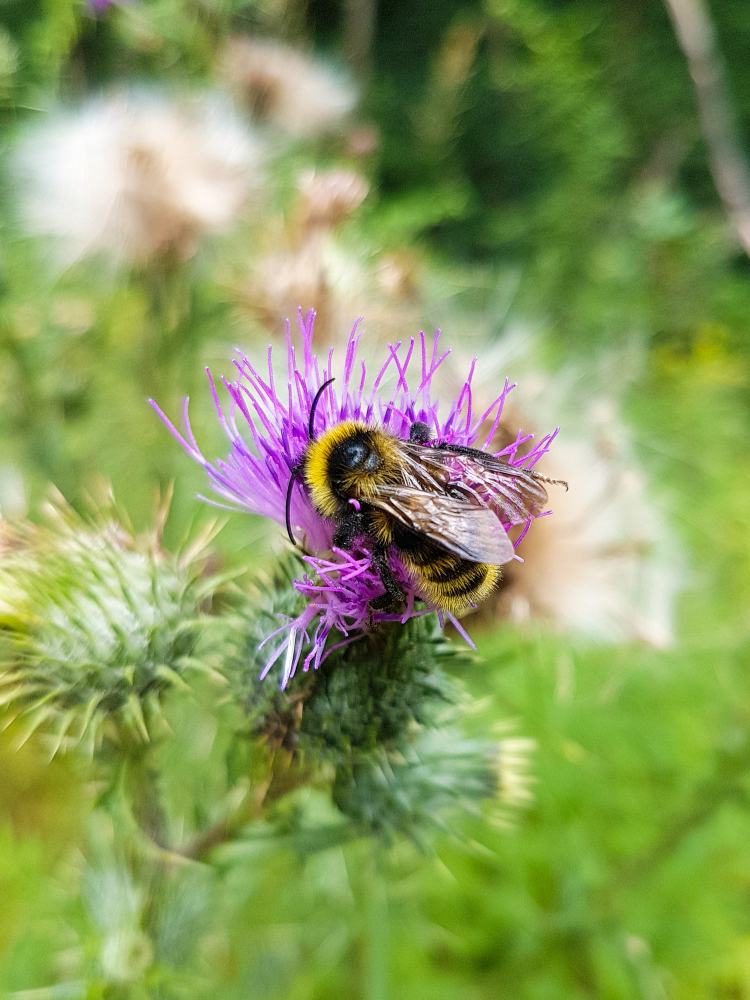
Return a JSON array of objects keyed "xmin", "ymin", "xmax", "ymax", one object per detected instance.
[
  {"xmin": 309, "ymin": 377, "xmax": 335, "ymax": 441},
  {"xmin": 285, "ymin": 470, "xmax": 299, "ymax": 546}
]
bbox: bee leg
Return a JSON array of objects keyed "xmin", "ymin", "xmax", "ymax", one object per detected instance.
[
  {"xmin": 441, "ymin": 442, "xmax": 494, "ymax": 460},
  {"xmin": 409, "ymin": 421, "xmax": 433, "ymax": 445},
  {"xmin": 331, "ymin": 510, "xmax": 367, "ymax": 549},
  {"xmin": 369, "ymin": 548, "xmax": 405, "ymax": 614}
]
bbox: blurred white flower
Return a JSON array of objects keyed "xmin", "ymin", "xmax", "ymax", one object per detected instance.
[
  {"xmin": 500, "ymin": 359, "xmax": 683, "ymax": 648},
  {"xmin": 431, "ymin": 331, "xmax": 685, "ymax": 648},
  {"xmin": 222, "ymin": 36, "xmax": 357, "ymax": 138},
  {"xmin": 16, "ymin": 91, "xmax": 264, "ymax": 266},
  {"xmin": 239, "ymin": 167, "xmax": 414, "ymax": 344},
  {"xmin": 296, "ymin": 168, "xmax": 369, "ymax": 230},
  {"xmin": 499, "ymin": 427, "xmax": 681, "ymax": 648},
  {"xmin": 250, "ymin": 233, "xmax": 367, "ymax": 342}
]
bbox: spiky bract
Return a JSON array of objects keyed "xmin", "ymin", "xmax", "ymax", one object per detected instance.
[
  {"xmin": 225, "ymin": 595, "xmax": 532, "ymax": 842},
  {"xmin": 0, "ymin": 499, "xmax": 226, "ymax": 754}
]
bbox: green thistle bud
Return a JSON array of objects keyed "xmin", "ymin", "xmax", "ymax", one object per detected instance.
[
  {"xmin": 0, "ymin": 496, "xmax": 226, "ymax": 755},
  {"xmin": 223, "ymin": 566, "xmax": 534, "ymax": 844}
]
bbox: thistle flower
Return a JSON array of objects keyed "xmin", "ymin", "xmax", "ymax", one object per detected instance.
[
  {"xmin": 0, "ymin": 498, "xmax": 225, "ymax": 754},
  {"xmin": 15, "ymin": 91, "xmax": 263, "ymax": 266},
  {"xmin": 295, "ymin": 169, "xmax": 369, "ymax": 230},
  {"xmin": 221, "ymin": 37, "xmax": 356, "ymax": 138},
  {"xmin": 498, "ymin": 415, "xmax": 682, "ymax": 648},
  {"xmin": 152, "ymin": 311, "xmax": 558, "ymax": 688},
  {"xmin": 245, "ymin": 168, "xmax": 374, "ymax": 340}
]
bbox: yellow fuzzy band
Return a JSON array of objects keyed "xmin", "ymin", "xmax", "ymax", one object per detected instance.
[
  {"xmin": 303, "ymin": 420, "xmax": 369, "ymax": 518},
  {"xmin": 405, "ymin": 559, "xmax": 501, "ymax": 614}
]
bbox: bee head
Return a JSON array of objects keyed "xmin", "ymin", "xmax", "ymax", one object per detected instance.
[
  {"xmin": 303, "ymin": 421, "xmax": 387, "ymax": 519},
  {"xmin": 336, "ymin": 434, "xmax": 383, "ymax": 474},
  {"xmin": 286, "ymin": 379, "xmax": 398, "ymax": 543}
]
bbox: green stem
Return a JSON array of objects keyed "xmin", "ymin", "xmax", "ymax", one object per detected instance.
[
  {"xmin": 365, "ymin": 872, "xmax": 389, "ymax": 1000},
  {"xmin": 126, "ymin": 745, "xmax": 170, "ymax": 850},
  {"xmin": 176, "ymin": 749, "xmax": 311, "ymax": 862}
]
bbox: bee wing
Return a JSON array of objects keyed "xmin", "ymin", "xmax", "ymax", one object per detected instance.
[
  {"xmin": 402, "ymin": 442, "xmax": 548, "ymax": 525},
  {"xmin": 370, "ymin": 487, "xmax": 515, "ymax": 566}
]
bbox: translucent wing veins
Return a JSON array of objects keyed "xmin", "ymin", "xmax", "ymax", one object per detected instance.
[{"xmin": 369, "ymin": 487, "xmax": 515, "ymax": 566}]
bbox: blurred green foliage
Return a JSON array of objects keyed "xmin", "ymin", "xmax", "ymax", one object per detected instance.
[{"xmin": 0, "ymin": 0, "xmax": 749, "ymax": 997}]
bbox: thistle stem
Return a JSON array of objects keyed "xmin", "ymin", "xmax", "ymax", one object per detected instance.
[
  {"xmin": 176, "ymin": 749, "xmax": 310, "ymax": 862},
  {"xmin": 663, "ymin": 0, "xmax": 750, "ymax": 256}
]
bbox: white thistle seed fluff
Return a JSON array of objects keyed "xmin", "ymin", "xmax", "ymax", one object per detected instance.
[
  {"xmin": 15, "ymin": 91, "xmax": 265, "ymax": 266},
  {"xmin": 417, "ymin": 328, "xmax": 683, "ymax": 648},
  {"xmin": 222, "ymin": 36, "xmax": 357, "ymax": 138}
]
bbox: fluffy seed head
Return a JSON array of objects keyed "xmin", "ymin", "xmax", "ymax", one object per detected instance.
[
  {"xmin": 296, "ymin": 169, "xmax": 369, "ymax": 230},
  {"xmin": 499, "ymin": 430, "xmax": 681, "ymax": 647},
  {"xmin": 15, "ymin": 91, "xmax": 264, "ymax": 266},
  {"xmin": 221, "ymin": 37, "xmax": 357, "ymax": 138}
]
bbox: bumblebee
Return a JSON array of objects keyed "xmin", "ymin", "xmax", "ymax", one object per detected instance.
[{"xmin": 286, "ymin": 378, "xmax": 565, "ymax": 615}]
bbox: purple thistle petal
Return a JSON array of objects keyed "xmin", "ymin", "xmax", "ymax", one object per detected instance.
[
  {"xmin": 446, "ymin": 613, "xmax": 477, "ymax": 650},
  {"xmin": 88, "ymin": 0, "xmax": 131, "ymax": 13},
  {"xmin": 152, "ymin": 310, "xmax": 559, "ymax": 685}
]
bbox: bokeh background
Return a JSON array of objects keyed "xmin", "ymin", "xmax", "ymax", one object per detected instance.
[{"xmin": 1, "ymin": 0, "xmax": 750, "ymax": 996}]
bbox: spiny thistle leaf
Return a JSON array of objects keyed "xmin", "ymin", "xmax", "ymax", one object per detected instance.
[{"xmin": 0, "ymin": 496, "xmax": 228, "ymax": 753}]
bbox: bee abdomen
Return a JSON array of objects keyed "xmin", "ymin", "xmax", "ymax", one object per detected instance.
[
  {"xmin": 421, "ymin": 557, "xmax": 493, "ymax": 594},
  {"xmin": 406, "ymin": 551, "xmax": 501, "ymax": 613},
  {"xmin": 389, "ymin": 520, "xmax": 501, "ymax": 612}
]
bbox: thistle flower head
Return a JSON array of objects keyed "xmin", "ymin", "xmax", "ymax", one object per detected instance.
[
  {"xmin": 221, "ymin": 37, "xmax": 356, "ymax": 139},
  {"xmin": 15, "ymin": 91, "xmax": 263, "ymax": 267},
  {"xmin": 153, "ymin": 311, "xmax": 558, "ymax": 688},
  {"xmin": 296, "ymin": 169, "xmax": 369, "ymax": 230},
  {"xmin": 0, "ymin": 498, "xmax": 225, "ymax": 754}
]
